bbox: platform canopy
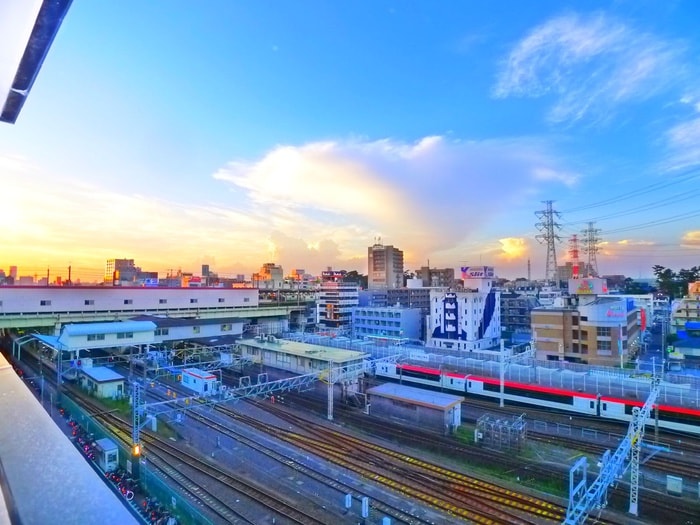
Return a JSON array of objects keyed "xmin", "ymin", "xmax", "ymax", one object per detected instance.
[{"xmin": 0, "ymin": 0, "xmax": 72, "ymax": 123}]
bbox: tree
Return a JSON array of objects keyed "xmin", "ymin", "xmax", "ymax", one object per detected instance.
[
  {"xmin": 622, "ymin": 277, "xmax": 649, "ymax": 295},
  {"xmin": 403, "ymin": 269, "xmax": 416, "ymax": 286},
  {"xmin": 343, "ymin": 271, "xmax": 367, "ymax": 289},
  {"xmin": 653, "ymin": 265, "xmax": 700, "ymax": 299}
]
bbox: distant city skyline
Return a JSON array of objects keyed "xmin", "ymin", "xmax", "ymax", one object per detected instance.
[{"xmin": 2, "ymin": 2, "xmax": 699, "ymax": 281}]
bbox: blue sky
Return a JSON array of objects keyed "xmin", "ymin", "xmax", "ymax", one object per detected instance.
[{"xmin": 1, "ymin": 1, "xmax": 699, "ymax": 282}]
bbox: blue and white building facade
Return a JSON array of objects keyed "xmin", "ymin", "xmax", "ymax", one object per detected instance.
[
  {"xmin": 427, "ymin": 267, "xmax": 500, "ymax": 352},
  {"xmin": 352, "ymin": 306, "xmax": 421, "ymax": 343}
]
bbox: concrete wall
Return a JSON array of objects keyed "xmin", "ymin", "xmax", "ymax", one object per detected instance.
[{"xmin": 0, "ymin": 286, "xmax": 258, "ymax": 314}]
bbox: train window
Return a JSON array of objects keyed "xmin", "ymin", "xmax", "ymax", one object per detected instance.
[
  {"xmin": 590, "ymin": 401, "xmax": 594, "ymax": 409},
  {"xmin": 602, "ymin": 403, "xmax": 607, "ymax": 410},
  {"xmin": 468, "ymin": 381, "xmax": 472, "ymax": 388}
]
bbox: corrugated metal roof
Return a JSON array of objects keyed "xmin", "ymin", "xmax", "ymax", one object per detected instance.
[
  {"xmin": 80, "ymin": 367, "xmax": 124, "ymax": 383},
  {"xmin": 367, "ymin": 382, "xmax": 463, "ymax": 409},
  {"xmin": 238, "ymin": 337, "xmax": 368, "ymax": 363},
  {"xmin": 61, "ymin": 321, "xmax": 157, "ymax": 337},
  {"xmin": 130, "ymin": 314, "xmax": 246, "ymax": 328}
]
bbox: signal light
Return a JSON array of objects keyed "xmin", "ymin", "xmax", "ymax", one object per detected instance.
[{"xmin": 132, "ymin": 444, "xmax": 141, "ymax": 456}]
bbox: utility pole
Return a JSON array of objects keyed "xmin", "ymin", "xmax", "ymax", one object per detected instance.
[
  {"xmin": 581, "ymin": 222, "xmax": 601, "ymax": 277},
  {"xmin": 535, "ymin": 200, "xmax": 562, "ymax": 284}
]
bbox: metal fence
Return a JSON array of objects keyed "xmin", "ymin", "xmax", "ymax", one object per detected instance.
[
  {"xmin": 281, "ymin": 332, "xmax": 700, "ymax": 408},
  {"xmin": 58, "ymin": 395, "xmax": 213, "ymax": 525}
]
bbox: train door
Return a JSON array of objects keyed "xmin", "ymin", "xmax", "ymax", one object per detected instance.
[{"xmin": 596, "ymin": 393, "xmax": 601, "ymax": 417}]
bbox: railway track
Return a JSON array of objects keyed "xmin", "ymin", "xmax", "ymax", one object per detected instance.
[
  {"xmin": 77, "ymin": 391, "xmax": 333, "ymax": 525},
  {"xmin": 275, "ymin": 390, "xmax": 700, "ymax": 525},
  {"xmin": 144, "ymin": 389, "xmax": 433, "ymax": 525},
  {"xmin": 14, "ymin": 351, "xmax": 334, "ymax": 525},
  {"xmin": 458, "ymin": 395, "xmax": 700, "ymax": 481},
  {"xmin": 13, "ymin": 348, "xmax": 700, "ymax": 524}
]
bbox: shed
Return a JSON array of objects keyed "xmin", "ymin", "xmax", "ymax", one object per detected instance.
[
  {"xmin": 180, "ymin": 368, "xmax": 219, "ymax": 396},
  {"xmin": 79, "ymin": 367, "xmax": 125, "ymax": 399},
  {"xmin": 94, "ymin": 438, "xmax": 119, "ymax": 473},
  {"xmin": 367, "ymin": 383, "xmax": 463, "ymax": 435}
]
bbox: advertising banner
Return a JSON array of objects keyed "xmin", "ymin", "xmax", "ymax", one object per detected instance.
[{"xmin": 460, "ymin": 266, "xmax": 495, "ymax": 279}]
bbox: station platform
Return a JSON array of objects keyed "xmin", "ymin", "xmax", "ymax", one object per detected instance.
[{"xmin": 0, "ymin": 353, "xmax": 138, "ymax": 524}]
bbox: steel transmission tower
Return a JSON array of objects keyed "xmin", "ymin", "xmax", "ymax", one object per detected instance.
[
  {"xmin": 581, "ymin": 222, "xmax": 601, "ymax": 277},
  {"xmin": 569, "ymin": 234, "xmax": 581, "ymax": 279},
  {"xmin": 535, "ymin": 200, "xmax": 562, "ymax": 283}
]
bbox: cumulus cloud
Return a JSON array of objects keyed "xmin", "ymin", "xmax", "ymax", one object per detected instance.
[
  {"xmin": 497, "ymin": 237, "xmax": 530, "ymax": 260},
  {"xmin": 214, "ymin": 136, "xmax": 577, "ymax": 270},
  {"xmin": 2, "ymin": 136, "xmax": 577, "ymax": 278},
  {"xmin": 494, "ymin": 12, "xmax": 681, "ymax": 124},
  {"xmin": 681, "ymin": 231, "xmax": 700, "ymax": 247}
]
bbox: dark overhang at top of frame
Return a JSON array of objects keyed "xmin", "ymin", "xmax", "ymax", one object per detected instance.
[{"xmin": 1, "ymin": 0, "xmax": 73, "ymax": 124}]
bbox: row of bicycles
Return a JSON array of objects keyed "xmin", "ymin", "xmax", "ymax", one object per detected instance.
[{"xmin": 60, "ymin": 407, "xmax": 177, "ymax": 524}]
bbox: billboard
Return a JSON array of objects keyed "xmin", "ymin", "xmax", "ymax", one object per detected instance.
[
  {"xmin": 460, "ymin": 266, "xmax": 495, "ymax": 279},
  {"xmin": 321, "ymin": 270, "xmax": 346, "ymax": 281},
  {"xmin": 689, "ymin": 281, "xmax": 700, "ymax": 295},
  {"xmin": 568, "ymin": 278, "xmax": 607, "ymax": 295}
]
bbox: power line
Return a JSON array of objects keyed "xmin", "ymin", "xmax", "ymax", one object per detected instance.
[{"xmin": 560, "ymin": 169, "xmax": 700, "ymax": 215}]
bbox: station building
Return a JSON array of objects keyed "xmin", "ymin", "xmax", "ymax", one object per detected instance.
[
  {"xmin": 236, "ymin": 336, "xmax": 369, "ymax": 377},
  {"xmin": 366, "ymin": 382, "xmax": 462, "ymax": 435}
]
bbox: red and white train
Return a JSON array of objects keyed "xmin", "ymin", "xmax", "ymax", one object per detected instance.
[{"xmin": 374, "ymin": 362, "xmax": 700, "ymax": 436}]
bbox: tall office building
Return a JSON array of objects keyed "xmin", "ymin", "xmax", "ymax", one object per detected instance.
[
  {"xmin": 104, "ymin": 259, "xmax": 139, "ymax": 284},
  {"xmin": 368, "ymin": 242, "xmax": 404, "ymax": 289}
]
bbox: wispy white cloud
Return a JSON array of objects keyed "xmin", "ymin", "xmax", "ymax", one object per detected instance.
[
  {"xmin": 494, "ymin": 12, "xmax": 681, "ymax": 125},
  {"xmin": 666, "ymin": 117, "xmax": 700, "ymax": 169}
]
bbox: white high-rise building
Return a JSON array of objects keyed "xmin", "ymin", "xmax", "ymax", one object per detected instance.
[
  {"xmin": 316, "ymin": 281, "xmax": 359, "ymax": 330},
  {"xmin": 427, "ymin": 267, "xmax": 500, "ymax": 352}
]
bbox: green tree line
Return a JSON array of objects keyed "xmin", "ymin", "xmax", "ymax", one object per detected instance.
[{"xmin": 652, "ymin": 265, "xmax": 700, "ymax": 299}]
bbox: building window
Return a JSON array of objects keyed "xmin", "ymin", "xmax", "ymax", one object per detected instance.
[
  {"xmin": 124, "ymin": 299, "xmax": 133, "ymax": 305},
  {"xmin": 87, "ymin": 334, "xmax": 105, "ymax": 341},
  {"xmin": 221, "ymin": 324, "xmax": 231, "ymax": 332},
  {"xmin": 84, "ymin": 299, "xmax": 95, "ymax": 306},
  {"xmin": 193, "ymin": 326, "xmax": 200, "ymax": 334},
  {"xmin": 243, "ymin": 297, "xmax": 250, "ymax": 303},
  {"xmin": 190, "ymin": 298, "xmax": 198, "ymax": 304},
  {"xmin": 596, "ymin": 327, "xmax": 611, "ymax": 337},
  {"xmin": 154, "ymin": 328, "xmax": 169, "ymax": 336},
  {"xmin": 218, "ymin": 298, "xmax": 225, "ymax": 303},
  {"xmin": 116, "ymin": 332, "xmax": 134, "ymax": 339},
  {"xmin": 598, "ymin": 340, "xmax": 612, "ymax": 350},
  {"xmin": 581, "ymin": 344, "xmax": 588, "ymax": 354},
  {"xmin": 159, "ymin": 299, "xmax": 167, "ymax": 304},
  {"xmin": 40, "ymin": 300, "xmax": 51, "ymax": 306}
]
